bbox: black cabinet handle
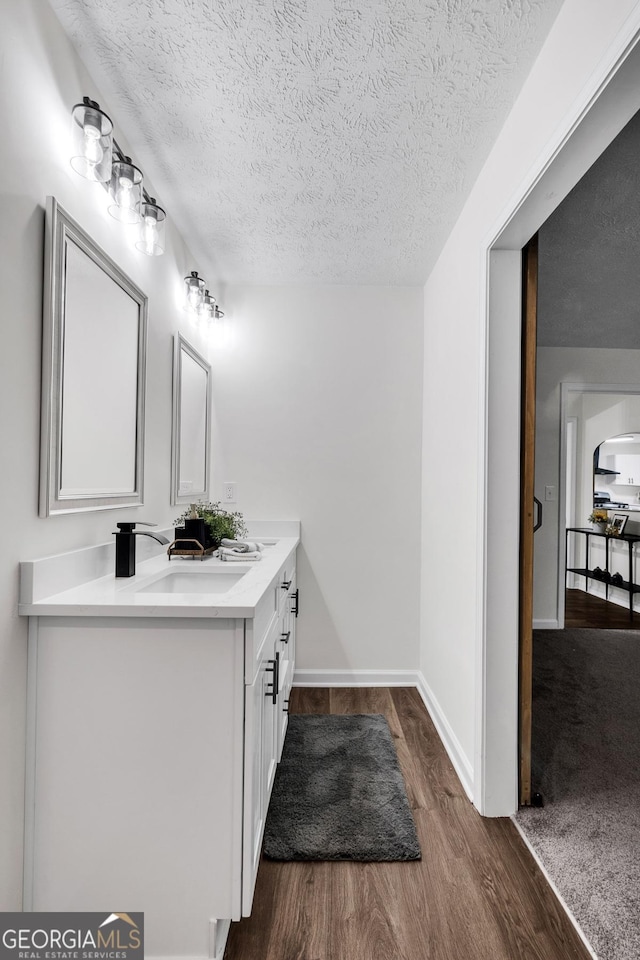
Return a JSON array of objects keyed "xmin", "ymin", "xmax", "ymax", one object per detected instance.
[
  {"xmin": 280, "ymin": 630, "xmax": 290, "ymax": 644},
  {"xmin": 283, "ymin": 697, "xmax": 290, "ymax": 714},
  {"xmin": 265, "ymin": 655, "xmax": 279, "ymax": 705},
  {"xmin": 280, "ymin": 579, "xmax": 292, "ymax": 590},
  {"xmin": 291, "ymin": 588, "xmax": 299, "ymax": 617}
]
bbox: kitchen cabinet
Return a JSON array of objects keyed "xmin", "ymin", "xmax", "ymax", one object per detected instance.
[
  {"xmin": 612, "ymin": 454, "xmax": 640, "ymax": 485},
  {"xmin": 20, "ymin": 532, "xmax": 298, "ymax": 960}
]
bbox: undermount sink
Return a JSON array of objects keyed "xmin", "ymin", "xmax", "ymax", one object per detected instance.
[{"xmin": 134, "ymin": 568, "xmax": 251, "ymax": 595}]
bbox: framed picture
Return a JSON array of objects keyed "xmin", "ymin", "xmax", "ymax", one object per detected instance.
[{"xmin": 611, "ymin": 513, "xmax": 628, "ymax": 536}]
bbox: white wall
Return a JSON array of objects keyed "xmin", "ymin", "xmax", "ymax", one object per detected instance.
[
  {"xmin": 534, "ymin": 349, "xmax": 640, "ymax": 624},
  {"xmin": 420, "ymin": 0, "xmax": 640, "ymax": 811},
  {"xmin": 214, "ymin": 284, "xmax": 424, "ymax": 672},
  {"xmin": 0, "ymin": 0, "xmax": 215, "ymax": 908}
]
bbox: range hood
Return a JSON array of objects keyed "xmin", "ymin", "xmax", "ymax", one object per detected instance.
[{"xmin": 594, "ymin": 447, "xmax": 619, "ymax": 476}]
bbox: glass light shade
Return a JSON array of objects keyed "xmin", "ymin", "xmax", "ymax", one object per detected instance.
[
  {"xmin": 199, "ymin": 290, "xmax": 216, "ymax": 323},
  {"xmin": 135, "ymin": 199, "xmax": 166, "ymax": 256},
  {"xmin": 108, "ymin": 157, "xmax": 143, "ymax": 223},
  {"xmin": 210, "ymin": 305, "xmax": 230, "ymax": 345},
  {"xmin": 184, "ymin": 271, "xmax": 205, "ymax": 312},
  {"xmin": 70, "ymin": 98, "xmax": 113, "ymax": 182}
]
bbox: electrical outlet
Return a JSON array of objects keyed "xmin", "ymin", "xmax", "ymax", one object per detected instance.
[{"xmin": 224, "ymin": 482, "xmax": 236, "ymax": 503}]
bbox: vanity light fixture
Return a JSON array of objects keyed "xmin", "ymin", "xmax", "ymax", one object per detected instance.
[
  {"xmin": 69, "ymin": 95, "xmax": 166, "ymax": 255},
  {"xmin": 183, "ymin": 272, "xmax": 226, "ymax": 329},
  {"xmin": 70, "ymin": 97, "xmax": 113, "ymax": 183}
]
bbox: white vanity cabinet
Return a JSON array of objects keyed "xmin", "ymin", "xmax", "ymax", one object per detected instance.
[
  {"xmin": 21, "ymin": 534, "xmax": 298, "ymax": 960},
  {"xmin": 277, "ymin": 571, "xmax": 297, "ymax": 759},
  {"xmin": 241, "ymin": 566, "xmax": 297, "ymax": 909}
]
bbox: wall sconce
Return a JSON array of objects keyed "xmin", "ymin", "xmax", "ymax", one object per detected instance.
[
  {"xmin": 199, "ymin": 290, "xmax": 216, "ymax": 323},
  {"xmin": 136, "ymin": 197, "xmax": 166, "ymax": 256},
  {"xmin": 69, "ymin": 95, "xmax": 166, "ymax": 256},
  {"xmin": 70, "ymin": 97, "xmax": 113, "ymax": 183},
  {"xmin": 108, "ymin": 156, "xmax": 143, "ymax": 223},
  {"xmin": 184, "ymin": 271, "xmax": 205, "ymax": 313}
]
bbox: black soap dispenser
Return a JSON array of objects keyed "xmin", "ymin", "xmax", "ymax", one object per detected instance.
[{"xmin": 183, "ymin": 503, "xmax": 207, "ymax": 550}]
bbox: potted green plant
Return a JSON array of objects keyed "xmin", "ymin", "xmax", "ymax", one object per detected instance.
[{"xmin": 174, "ymin": 501, "xmax": 247, "ymax": 549}]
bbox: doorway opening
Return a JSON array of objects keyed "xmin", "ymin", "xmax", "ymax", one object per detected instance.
[
  {"xmin": 480, "ymin": 12, "xmax": 640, "ymax": 820},
  {"xmin": 559, "ymin": 386, "xmax": 640, "ymax": 631},
  {"xmin": 483, "ymin": 25, "xmax": 640, "ymax": 960}
]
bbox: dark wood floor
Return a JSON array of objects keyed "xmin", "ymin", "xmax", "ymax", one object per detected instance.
[
  {"xmin": 565, "ymin": 587, "xmax": 640, "ymax": 629},
  {"xmin": 225, "ymin": 687, "xmax": 591, "ymax": 960}
]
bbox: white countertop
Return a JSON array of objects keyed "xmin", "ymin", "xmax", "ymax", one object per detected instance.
[{"xmin": 19, "ymin": 522, "xmax": 299, "ymax": 619}]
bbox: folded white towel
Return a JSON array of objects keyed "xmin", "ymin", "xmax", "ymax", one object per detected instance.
[
  {"xmin": 220, "ymin": 539, "xmax": 264, "ymax": 553},
  {"xmin": 218, "ymin": 547, "xmax": 262, "ymax": 562}
]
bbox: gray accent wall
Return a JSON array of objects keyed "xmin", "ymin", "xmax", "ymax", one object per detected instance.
[{"xmin": 538, "ymin": 109, "xmax": 640, "ymax": 349}]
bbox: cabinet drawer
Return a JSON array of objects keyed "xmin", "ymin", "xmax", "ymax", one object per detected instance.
[
  {"xmin": 245, "ymin": 556, "xmax": 297, "ymax": 684},
  {"xmin": 245, "ymin": 590, "xmax": 277, "ymax": 685},
  {"xmin": 276, "ymin": 559, "xmax": 296, "ymax": 614}
]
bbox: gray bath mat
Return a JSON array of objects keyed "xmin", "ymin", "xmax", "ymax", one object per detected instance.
[{"xmin": 263, "ymin": 713, "xmax": 421, "ymax": 861}]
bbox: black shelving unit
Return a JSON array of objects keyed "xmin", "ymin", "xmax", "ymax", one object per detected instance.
[{"xmin": 566, "ymin": 526, "xmax": 640, "ymax": 620}]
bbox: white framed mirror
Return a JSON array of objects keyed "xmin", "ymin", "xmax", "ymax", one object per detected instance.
[
  {"xmin": 171, "ymin": 334, "xmax": 211, "ymax": 505},
  {"xmin": 39, "ymin": 197, "xmax": 148, "ymax": 516}
]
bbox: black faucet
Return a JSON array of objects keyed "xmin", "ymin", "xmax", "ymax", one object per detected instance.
[{"xmin": 113, "ymin": 522, "xmax": 170, "ymax": 578}]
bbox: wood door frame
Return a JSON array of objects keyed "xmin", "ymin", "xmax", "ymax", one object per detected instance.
[{"xmin": 475, "ymin": 19, "xmax": 640, "ymax": 817}]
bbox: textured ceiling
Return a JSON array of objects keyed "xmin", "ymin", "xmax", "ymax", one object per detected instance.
[
  {"xmin": 538, "ymin": 109, "xmax": 640, "ymax": 349},
  {"xmin": 49, "ymin": 0, "xmax": 563, "ymax": 284}
]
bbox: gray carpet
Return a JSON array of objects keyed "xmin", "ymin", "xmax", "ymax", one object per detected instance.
[
  {"xmin": 515, "ymin": 628, "xmax": 640, "ymax": 960},
  {"xmin": 263, "ymin": 714, "xmax": 421, "ymax": 861}
]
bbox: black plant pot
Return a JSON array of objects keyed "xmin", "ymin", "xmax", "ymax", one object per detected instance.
[{"xmin": 185, "ymin": 518, "xmax": 207, "ymax": 549}]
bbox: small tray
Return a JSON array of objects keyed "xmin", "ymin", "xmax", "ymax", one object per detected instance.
[{"xmin": 167, "ymin": 538, "xmax": 217, "ymax": 560}]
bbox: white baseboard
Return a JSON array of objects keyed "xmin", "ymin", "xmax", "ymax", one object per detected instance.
[
  {"xmin": 291, "ymin": 668, "xmax": 475, "ymax": 804},
  {"xmin": 571, "ymin": 580, "xmax": 638, "ymax": 614},
  {"xmin": 292, "ymin": 668, "xmax": 419, "ymax": 687},
  {"xmin": 533, "ymin": 618, "xmax": 560, "ymax": 629},
  {"xmin": 511, "ymin": 817, "xmax": 597, "ymax": 960},
  {"xmin": 587, "ymin": 584, "xmax": 637, "ymax": 613},
  {"xmin": 415, "ymin": 672, "xmax": 474, "ymax": 802}
]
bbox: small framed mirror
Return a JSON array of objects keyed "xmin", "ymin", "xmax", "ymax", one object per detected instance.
[
  {"xmin": 171, "ymin": 334, "xmax": 211, "ymax": 505},
  {"xmin": 39, "ymin": 197, "xmax": 147, "ymax": 516}
]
